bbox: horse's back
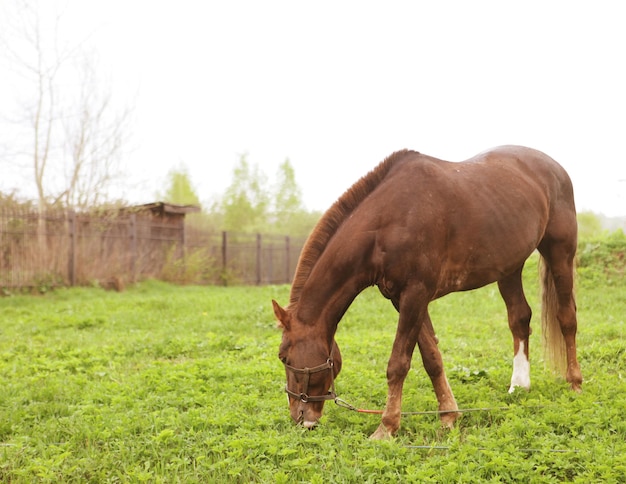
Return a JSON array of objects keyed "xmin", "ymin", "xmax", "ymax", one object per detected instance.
[
  {"xmin": 471, "ymin": 146, "xmax": 578, "ymax": 248},
  {"xmin": 350, "ymin": 146, "xmax": 576, "ymax": 295},
  {"xmin": 469, "ymin": 145, "xmax": 575, "ymax": 198},
  {"xmin": 379, "ymin": 145, "xmax": 575, "ymax": 221}
]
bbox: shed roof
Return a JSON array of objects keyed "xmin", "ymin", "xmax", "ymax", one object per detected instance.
[{"xmin": 131, "ymin": 202, "xmax": 201, "ymax": 216}]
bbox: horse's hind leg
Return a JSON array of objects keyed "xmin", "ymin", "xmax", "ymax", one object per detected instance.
[
  {"xmin": 538, "ymin": 237, "xmax": 583, "ymax": 391},
  {"xmin": 498, "ymin": 267, "xmax": 533, "ymax": 393},
  {"xmin": 417, "ymin": 313, "xmax": 459, "ymax": 427}
]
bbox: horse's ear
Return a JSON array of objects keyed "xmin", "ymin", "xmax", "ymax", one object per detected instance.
[{"xmin": 272, "ymin": 300, "xmax": 290, "ymax": 330}]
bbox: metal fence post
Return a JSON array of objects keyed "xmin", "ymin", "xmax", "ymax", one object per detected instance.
[
  {"xmin": 256, "ymin": 233, "xmax": 262, "ymax": 285},
  {"xmin": 68, "ymin": 211, "xmax": 77, "ymax": 286},
  {"xmin": 285, "ymin": 235, "xmax": 290, "ymax": 283},
  {"xmin": 130, "ymin": 213, "xmax": 137, "ymax": 282},
  {"xmin": 222, "ymin": 231, "xmax": 228, "ymax": 275},
  {"xmin": 180, "ymin": 217, "xmax": 186, "ymax": 263},
  {"xmin": 268, "ymin": 241, "xmax": 273, "ymax": 284}
]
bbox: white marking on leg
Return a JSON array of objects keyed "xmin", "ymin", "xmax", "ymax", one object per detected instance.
[{"xmin": 509, "ymin": 341, "xmax": 531, "ymax": 393}]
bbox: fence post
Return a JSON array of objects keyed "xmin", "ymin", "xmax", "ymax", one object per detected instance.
[
  {"xmin": 130, "ymin": 213, "xmax": 137, "ymax": 282},
  {"xmin": 268, "ymin": 242, "xmax": 273, "ymax": 284},
  {"xmin": 180, "ymin": 218, "xmax": 187, "ymax": 268},
  {"xmin": 67, "ymin": 211, "xmax": 77, "ymax": 286},
  {"xmin": 285, "ymin": 235, "xmax": 290, "ymax": 283},
  {"xmin": 222, "ymin": 231, "xmax": 228, "ymax": 285},
  {"xmin": 256, "ymin": 233, "xmax": 262, "ymax": 285}
]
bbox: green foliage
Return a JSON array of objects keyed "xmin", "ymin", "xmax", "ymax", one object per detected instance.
[
  {"xmin": 156, "ymin": 156, "xmax": 324, "ymax": 238},
  {"xmin": 159, "ymin": 165, "xmax": 201, "ymax": 206},
  {"xmin": 273, "ymin": 159, "xmax": 303, "ymax": 215},
  {"xmin": 578, "ymin": 229, "xmax": 626, "ymax": 283},
  {"xmin": 0, "ymin": 191, "xmax": 36, "ymax": 210},
  {"xmin": 577, "ymin": 211, "xmax": 604, "ymax": 239},
  {"xmin": 270, "ymin": 159, "xmax": 322, "ymax": 236},
  {"xmin": 160, "ymin": 246, "xmax": 220, "ymax": 285},
  {"xmin": 217, "ymin": 155, "xmax": 319, "ymax": 236},
  {"xmin": 0, "ymin": 257, "xmax": 624, "ymax": 482},
  {"xmin": 219, "ymin": 155, "xmax": 270, "ymax": 233},
  {"xmin": 31, "ymin": 272, "xmax": 66, "ymax": 294}
]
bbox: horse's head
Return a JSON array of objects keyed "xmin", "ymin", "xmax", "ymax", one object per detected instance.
[{"xmin": 272, "ymin": 300, "xmax": 342, "ymax": 428}]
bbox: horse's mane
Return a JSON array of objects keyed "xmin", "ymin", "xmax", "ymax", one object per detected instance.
[{"xmin": 288, "ymin": 149, "xmax": 415, "ymax": 307}]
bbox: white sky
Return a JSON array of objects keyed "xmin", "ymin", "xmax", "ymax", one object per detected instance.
[{"xmin": 1, "ymin": 0, "xmax": 625, "ymax": 216}]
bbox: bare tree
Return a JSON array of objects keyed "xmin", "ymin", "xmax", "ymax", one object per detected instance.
[
  {"xmin": 0, "ymin": 1, "xmax": 61, "ymax": 213},
  {"xmin": 0, "ymin": 0, "xmax": 132, "ymax": 212},
  {"xmin": 60, "ymin": 54, "xmax": 132, "ymax": 210}
]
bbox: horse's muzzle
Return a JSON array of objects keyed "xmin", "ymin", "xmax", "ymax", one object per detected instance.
[{"xmin": 292, "ymin": 400, "xmax": 323, "ymax": 429}]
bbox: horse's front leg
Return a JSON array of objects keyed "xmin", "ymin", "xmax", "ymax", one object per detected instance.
[{"xmin": 370, "ymin": 294, "xmax": 429, "ymax": 440}]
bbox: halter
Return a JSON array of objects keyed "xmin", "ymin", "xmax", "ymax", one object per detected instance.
[{"xmin": 283, "ymin": 354, "xmax": 336, "ymax": 403}]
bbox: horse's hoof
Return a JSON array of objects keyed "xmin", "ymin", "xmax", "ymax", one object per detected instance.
[
  {"xmin": 508, "ymin": 382, "xmax": 531, "ymax": 394},
  {"xmin": 440, "ymin": 414, "xmax": 458, "ymax": 429},
  {"xmin": 439, "ymin": 407, "xmax": 460, "ymax": 429},
  {"xmin": 369, "ymin": 424, "xmax": 394, "ymax": 440}
]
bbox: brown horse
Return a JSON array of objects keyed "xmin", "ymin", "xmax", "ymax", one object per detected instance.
[{"xmin": 272, "ymin": 146, "xmax": 582, "ymax": 439}]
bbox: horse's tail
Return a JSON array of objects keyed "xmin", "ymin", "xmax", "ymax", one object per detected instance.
[{"xmin": 539, "ymin": 255, "xmax": 568, "ymax": 377}]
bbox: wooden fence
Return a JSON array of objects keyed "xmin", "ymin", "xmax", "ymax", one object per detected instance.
[{"xmin": 0, "ymin": 208, "xmax": 307, "ymax": 290}]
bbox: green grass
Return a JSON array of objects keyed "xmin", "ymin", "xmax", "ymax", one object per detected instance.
[{"xmin": 1, "ymin": 257, "xmax": 625, "ymax": 482}]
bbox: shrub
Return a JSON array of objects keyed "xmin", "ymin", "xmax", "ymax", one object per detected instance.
[{"xmin": 577, "ymin": 229, "xmax": 626, "ymax": 283}]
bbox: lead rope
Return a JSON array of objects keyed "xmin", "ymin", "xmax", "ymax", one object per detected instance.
[
  {"xmin": 333, "ymin": 398, "xmax": 579, "ymax": 453},
  {"xmin": 334, "ymin": 396, "xmax": 515, "ymax": 416}
]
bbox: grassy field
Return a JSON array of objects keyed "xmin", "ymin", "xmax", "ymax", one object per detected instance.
[{"xmin": 1, "ymin": 253, "xmax": 625, "ymax": 482}]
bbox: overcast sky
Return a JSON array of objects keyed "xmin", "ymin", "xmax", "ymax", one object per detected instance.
[{"xmin": 1, "ymin": 1, "xmax": 625, "ymax": 216}]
